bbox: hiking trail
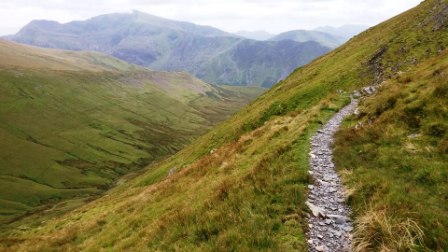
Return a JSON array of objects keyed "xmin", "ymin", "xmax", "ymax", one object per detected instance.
[{"xmin": 306, "ymin": 97, "xmax": 359, "ymax": 252}]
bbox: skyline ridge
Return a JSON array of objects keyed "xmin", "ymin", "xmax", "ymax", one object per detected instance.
[{"xmin": 0, "ymin": 0, "xmax": 421, "ymax": 35}]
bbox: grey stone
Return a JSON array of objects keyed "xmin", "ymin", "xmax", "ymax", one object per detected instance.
[
  {"xmin": 343, "ymin": 226, "xmax": 353, "ymax": 232},
  {"xmin": 306, "ymin": 201, "xmax": 326, "ymax": 218},
  {"xmin": 316, "ymin": 245, "xmax": 326, "ymax": 252},
  {"xmin": 328, "ymin": 214, "xmax": 348, "ymax": 224},
  {"xmin": 306, "ymin": 98, "xmax": 357, "ymax": 252},
  {"xmin": 167, "ymin": 167, "xmax": 177, "ymax": 177},
  {"xmin": 362, "ymin": 86, "xmax": 376, "ymax": 95},
  {"xmin": 328, "ymin": 188, "xmax": 337, "ymax": 193}
]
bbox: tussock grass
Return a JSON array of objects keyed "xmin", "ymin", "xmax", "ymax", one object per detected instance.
[
  {"xmin": 353, "ymin": 210, "xmax": 424, "ymax": 252},
  {"xmin": 335, "ymin": 50, "xmax": 448, "ymax": 250}
]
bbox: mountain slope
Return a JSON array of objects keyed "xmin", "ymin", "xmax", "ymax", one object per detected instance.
[
  {"xmin": 234, "ymin": 30, "xmax": 275, "ymax": 40},
  {"xmin": 313, "ymin": 24, "xmax": 369, "ymax": 39},
  {"xmin": 0, "ymin": 39, "xmax": 262, "ymax": 228},
  {"xmin": 202, "ymin": 40, "xmax": 329, "ymax": 87},
  {"xmin": 1, "ymin": 0, "xmax": 447, "ymax": 251},
  {"xmin": 8, "ymin": 11, "xmax": 330, "ymax": 87},
  {"xmin": 0, "ymin": 38, "xmax": 135, "ymax": 72},
  {"xmin": 334, "ymin": 50, "xmax": 448, "ymax": 251},
  {"xmin": 270, "ymin": 30, "xmax": 346, "ymax": 48}
]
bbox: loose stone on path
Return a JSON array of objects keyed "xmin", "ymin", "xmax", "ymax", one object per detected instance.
[{"xmin": 306, "ymin": 97, "xmax": 359, "ymax": 252}]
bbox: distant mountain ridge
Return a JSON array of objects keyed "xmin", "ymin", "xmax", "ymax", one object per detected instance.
[
  {"xmin": 313, "ymin": 24, "xmax": 368, "ymax": 39},
  {"xmin": 269, "ymin": 29, "xmax": 346, "ymax": 48},
  {"xmin": 9, "ymin": 11, "xmax": 330, "ymax": 87},
  {"xmin": 234, "ymin": 30, "xmax": 275, "ymax": 40}
]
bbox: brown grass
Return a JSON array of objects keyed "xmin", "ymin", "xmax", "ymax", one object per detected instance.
[{"xmin": 353, "ymin": 210, "xmax": 424, "ymax": 252}]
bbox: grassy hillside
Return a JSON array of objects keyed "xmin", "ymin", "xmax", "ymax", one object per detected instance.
[
  {"xmin": 1, "ymin": 0, "xmax": 447, "ymax": 251},
  {"xmin": 0, "ymin": 39, "xmax": 262, "ymax": 229},
  {"xmin": 334, "ymin": 50, "xmax": 448, "ymax": 251},
  {"xmin": 0, "ymin": 39, "xmax": 136, "ymax": 72}
]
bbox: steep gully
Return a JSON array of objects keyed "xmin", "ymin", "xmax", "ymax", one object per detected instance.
[{"xmin": 306, "ymin": 94, "xmax": 363, "ymax": 252}]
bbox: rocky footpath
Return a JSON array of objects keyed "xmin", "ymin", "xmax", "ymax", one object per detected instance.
[{"xmin": 306, "ymin": 98, "xmax": 359, "ymax": 252}]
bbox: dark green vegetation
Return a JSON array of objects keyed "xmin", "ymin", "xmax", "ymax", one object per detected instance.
[
  {"xmin": 1, "ymin": 0, "xmax": 447, "ymax": 251},
  {"xmin": 0, "ymin": 39, "xmax": 262, "ymax": 229},
  {"xmin": 334, "ymin": 50, "xmax": 448, "ymax": 251},
  {"xmin": 8, "ymin": 11, "xmax": 330, "ymax": 87}
]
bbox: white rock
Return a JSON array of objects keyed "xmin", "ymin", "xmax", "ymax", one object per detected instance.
[
  {"xmin": 167, "ymin": 167, "xmax": 177, "ymax": 177},
  {"xmin": 327, "ymin": 214, "xmax": 348, "ymax": 224},
  {"xmin": 353, "ymin": 90, "xmax": 362, "ymax": 98},
  {"xmin": 306, "ymin": 201, "xmax": 326, "ymax": 218},
  {"xmin": 316, "ymin": 245, "xmax": 326, "ymax": 252}
]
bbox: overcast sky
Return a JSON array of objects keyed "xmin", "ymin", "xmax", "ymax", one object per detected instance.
[{"xmin": 0, "ymin": 0, "xmax": 423, "ymax": 35}]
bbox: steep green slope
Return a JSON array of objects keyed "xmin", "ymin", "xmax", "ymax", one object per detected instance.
[
  {"xmin": 0, "ymin": 40, "xmax": 262, "ymax": 228},
  {"xmin": 0, "ymin": 38, "xmax": 137, "ymax": 72},
  {"xmin": 1, "ymin": 0, "xmax": 447, "ymax": 251},
  {"xmin": 334, "ymin": 50, "xmax": 448, "ymax": 251},
  {"xmin": 8, "ymin": 11, "xmax": 330, "ymax": 87}
]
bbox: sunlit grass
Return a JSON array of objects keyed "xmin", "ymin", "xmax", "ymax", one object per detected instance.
[{"xmin": 0, "ymin": 49, "xmax": 261, "ymax": 230}]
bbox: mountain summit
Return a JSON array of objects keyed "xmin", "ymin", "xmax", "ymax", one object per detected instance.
[{"xmin": 9, "ymin": 11, "xmax": 330, "ymax": 87}]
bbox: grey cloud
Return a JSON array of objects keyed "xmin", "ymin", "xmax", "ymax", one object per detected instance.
[{"xmin": 0, "ymin": 0, "xmax": 423, "ymax": 35}]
